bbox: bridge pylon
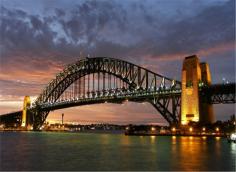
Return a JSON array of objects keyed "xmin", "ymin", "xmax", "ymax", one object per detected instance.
[
  {"xmin": 21, "ymin": 96, "xmax": 31, "ymax": 128},
  {"xmin": 181, "ymin": 55, "xmax": 214, "ymax": 125},
  {"xmin": 199, "ymin": 63, "xmax": 214, "ymax": 124}
]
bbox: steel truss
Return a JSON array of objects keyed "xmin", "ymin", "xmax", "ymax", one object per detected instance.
[
  {"xmin": 29, "ymin": 57, "xmax": 181, "ymax": 130},
  {"xmin": 1, "ymin": 58, "xmax": 235, "ymax": 129},
  {"xmin": 200, "ymin": 83, "xmax": 235, "ymax": 104}
]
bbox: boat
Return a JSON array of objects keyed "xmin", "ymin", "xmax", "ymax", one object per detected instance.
[{"xmin": 227, "ymin": 133, "xmax": 236, "ymax": 143}]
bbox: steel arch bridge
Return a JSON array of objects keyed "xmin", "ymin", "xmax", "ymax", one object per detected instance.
[{"xmin": 28, "ymin": 57, "xmax": 181, "ymax": 130}]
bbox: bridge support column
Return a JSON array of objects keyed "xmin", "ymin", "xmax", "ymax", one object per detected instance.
[
  {"xmin": 199, "ymin": 63, "xmax": 214, "ymax": 124},
  {"xmin": 21, "ymin": 96, "xmax": 31, "ymax": 128},
  {"xmin": 32, "ymin": 110, "xmax": 49, "ymax": 131},
  {"xmin": 181, "ymin": 55, "xmax": 214, "ymax": 125}
]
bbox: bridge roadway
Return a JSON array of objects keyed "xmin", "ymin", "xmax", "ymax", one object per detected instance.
[
  {"xmin": 42, "ymin": 83, "xmax": 235, "ymax": 111},
  {"xmin": 0, "ymin": 87, "xmax": 182, "ymax": 127},
  {"xmin": 39, "ymin": 88, "xmax": 181, "ymax": 111},
  {"xmin": 0, "ymin": 83, "xmax": 234, "ymax": 126},
  {"xmin": 200, "ymin": 83, "xmax": 235, "ymax": 104}
]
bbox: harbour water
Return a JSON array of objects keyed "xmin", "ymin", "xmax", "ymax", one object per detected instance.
[{"xmin": 0, "ymin": 131, "xmax": 235, "ymax": 171}]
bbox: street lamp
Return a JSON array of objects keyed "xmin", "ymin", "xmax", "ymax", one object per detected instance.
[{"xmin": 151, "ymin": 127, "xmax": 156, "ymax": 131}]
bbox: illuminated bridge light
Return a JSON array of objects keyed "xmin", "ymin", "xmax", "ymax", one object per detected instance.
[{"xmin": 151, "ymin": 127, "xmax": 156, "ymax": 131}]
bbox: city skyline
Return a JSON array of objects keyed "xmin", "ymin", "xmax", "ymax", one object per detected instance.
[{"xmin": 0, "ymin": 0, "xmax": 235, "ymax": 125}]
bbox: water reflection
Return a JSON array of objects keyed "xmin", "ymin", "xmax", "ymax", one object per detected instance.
[
  {"xmin": 171, "ymin": 136, "xmax": 177, "ymax": 145},
  {"xmin": 170, "ymin": 137, "xmax": 212, "ymax": 171},
  {"xmin": 100, "ymin": 134, "xmax": 110, "ymax": 145},
  {"xmin": 150, "ymin": 135, "xmax": 156, "ymax": 144},
  {"xmin": 120, "ymin": 135, "xmax": 131, "ymax": 145},
  {"xmin": 0, "ymin": 132, "xmax": 235, "ymax": 171}
]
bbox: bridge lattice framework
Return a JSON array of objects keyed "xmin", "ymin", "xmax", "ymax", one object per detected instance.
[
  {"xmin": 0, "ymin": 57, "xmax": 235, "ymax": 130},
  {"xmin": 31, "ymin": 57, "xmax": 181, "ymax": 130}
]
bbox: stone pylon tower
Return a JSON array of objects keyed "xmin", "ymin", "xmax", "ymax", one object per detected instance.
[
  {"xmin": 199, "ymin": 63, "xmax": 214, "ymax": 124},
  {"xmin": 181, "ymin": 55, "xmax": 201, "ymax": 125},
  {"xmin": 181, "ymin": 55, "xmax": 214, "ymax": 125},
  {"xmin": 21, "ymin": 96, "xmax": 31, "ymax": 127}
]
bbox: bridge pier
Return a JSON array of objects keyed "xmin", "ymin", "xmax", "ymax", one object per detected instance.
[
  {"xmin": 199, "ymin": 63, "xmax": 214, "ymax": 124},
  {"xmin": 21, "ymin": 96, "xmax": 31, "ymax": 128},
  {"xmin": 181, "ymin": 55, "xmax": 214, "ymax": 125}
]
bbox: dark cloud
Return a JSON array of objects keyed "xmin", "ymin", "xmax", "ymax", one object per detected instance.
[
  {"xmin": 54, "ymin": 8, "xmax": 65, "ymax": 17},
  {"xmin": 1, "ymin": 8, "xmax": 56, "ymax": 59},
  {"xmin": 1, "ymin": 0, "xmax": 234, "ymax": 62},
  {"xmin": 0, "ymin": 0, "xmax": 234, "ymax": 89},
  {"xmin": 142, "ymin": 0, "xmax": 235, "ymax": 58},
  {"xmin": 60, "ymin": 0, "xmax": 128, "ymax": 46}
]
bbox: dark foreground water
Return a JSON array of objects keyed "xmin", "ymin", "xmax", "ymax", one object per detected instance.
[{"xmin": 0, "ymin": 132, "xmax": 235, "ymax": 171}]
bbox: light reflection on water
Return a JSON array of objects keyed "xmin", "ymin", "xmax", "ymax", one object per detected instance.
[{"xmin": 0, "ymin": 132, "xmax": 235, "ymax": 171}]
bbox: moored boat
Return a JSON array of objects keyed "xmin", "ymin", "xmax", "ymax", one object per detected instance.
[{"xmin": 227, "ymin": 133, "xmax": 236, "ymax": 143}]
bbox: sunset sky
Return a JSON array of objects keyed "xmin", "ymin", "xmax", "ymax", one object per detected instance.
[{"xmin": 0, "ymin": 0, "xmax": 235, "ymax": 125}]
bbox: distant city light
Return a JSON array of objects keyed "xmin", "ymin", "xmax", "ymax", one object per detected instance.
[
  {"xmin": 215, "ymin": 127, "xmax": 219, "ymax": 132},
  {"xmin": 202, "ymin": 127, "xmax": 206, "ymax": 131},
  {"xmin": 189, "ymin": 127, "xmax": 193, "ymax": 132},
  {"xmin": 151, "ymin": 127, "xmax": 156, "ymax": 131},
  {"xmin": 172, "ymin": 127, "xmax": 176, "ymax": 132}
]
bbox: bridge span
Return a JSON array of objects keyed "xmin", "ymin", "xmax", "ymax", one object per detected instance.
[{"xmin": 0, "ymin": 55, "xmax": 235, "ymax": 130}]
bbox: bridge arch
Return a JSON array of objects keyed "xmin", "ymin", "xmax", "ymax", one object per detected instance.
[{"xmin": 31, "ymin": 57, "xmax": 181, "ymax": 130}]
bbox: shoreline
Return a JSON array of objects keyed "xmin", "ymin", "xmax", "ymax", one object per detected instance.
[
  {"xmin": 0, "ymin": 129, "xmax": 229, "ymax": 137},
  {"xmin": 125, "ymin": 132, "xmax": 227, "ymax": 137}
]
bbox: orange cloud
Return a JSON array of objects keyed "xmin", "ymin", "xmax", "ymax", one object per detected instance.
[{"xmin": 142, "ymin": 41, "xmax": 235, "ymax": 63}]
